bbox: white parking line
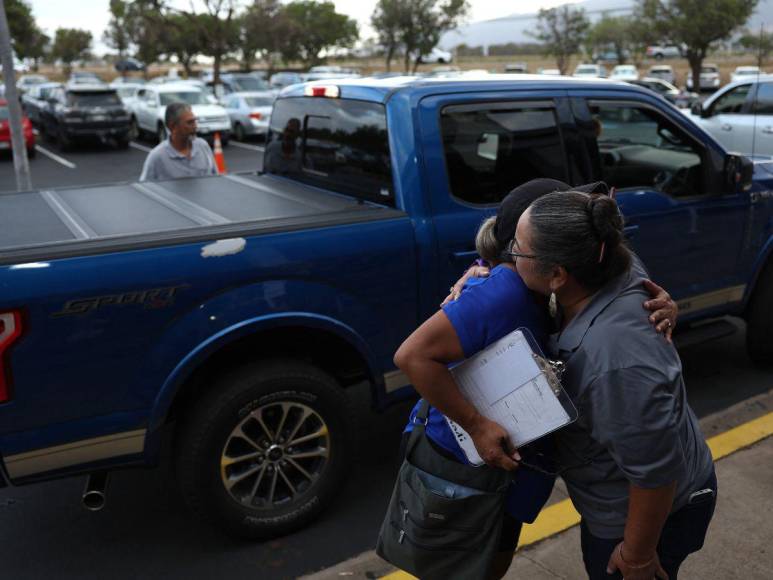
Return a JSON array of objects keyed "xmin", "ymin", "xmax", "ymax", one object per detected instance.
[
  {"xmin": 35, "ymin": 145, "xmax": 77, "ymax": 169},
  {"xmin": 229, "ymin": 141, "xmax": 265, "ymax": 152},
  {"xmin": 129, "ymin": 141, "xmax": 152, "ymax": 153}
]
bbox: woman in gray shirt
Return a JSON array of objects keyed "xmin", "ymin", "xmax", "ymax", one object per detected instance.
[{"xmin": 512, "ymin": 190, "xmax": 715, "ymax": 580}]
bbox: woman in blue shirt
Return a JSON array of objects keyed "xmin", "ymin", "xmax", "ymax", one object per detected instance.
[{"xmin": 394, "ymin": 179, "xmax": 677, "ymax": 578}]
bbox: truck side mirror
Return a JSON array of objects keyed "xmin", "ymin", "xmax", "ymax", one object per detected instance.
[
  {"xmin": 691, "ymin": 102, "xmax": 706, "ymax": 117},
  {"xmin": 726, "ymin": 154, "xmax": 753, "ymax": 192}
]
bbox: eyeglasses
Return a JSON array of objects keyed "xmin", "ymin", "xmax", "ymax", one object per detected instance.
[{"xmin": 506, "ymin": 238, "xmax": 539, "ymax": 261}]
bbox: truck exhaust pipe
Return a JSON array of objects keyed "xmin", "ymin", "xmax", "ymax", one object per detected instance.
[{"xmin": 82, "ymin": 472, "xmax": 109, "ymax": 511}]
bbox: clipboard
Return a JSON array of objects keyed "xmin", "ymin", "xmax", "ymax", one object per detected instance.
[{"xmin": 444, "ymin": 327, "xmax": 578, "ymax": 466}]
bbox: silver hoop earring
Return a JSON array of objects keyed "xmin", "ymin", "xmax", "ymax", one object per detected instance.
[{"xmin": 549, "ymin": 292, "xmax": 558, "ymax": 319}]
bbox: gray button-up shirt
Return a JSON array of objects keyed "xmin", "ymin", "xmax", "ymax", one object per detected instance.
[
  {"xmin": 548, "ymin": 260, "xmax": 713, "ymax": 539},
  {"xmin": 139, "ymin": 137, "xmax": 218, "ymax": 182}
]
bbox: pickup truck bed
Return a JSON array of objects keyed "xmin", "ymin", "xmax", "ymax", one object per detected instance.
[{"xmin": 0, "ymin": 173, "xmax": 402, "ymax": 265}]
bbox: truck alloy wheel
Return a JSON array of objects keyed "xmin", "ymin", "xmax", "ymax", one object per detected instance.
[
  {"xmin": 176, "ymin": 359, "xmax": 352, "ymax": 539},
  {"xmin": 219, "ymin": 401, "xmax": 329, "ymax": 509}
]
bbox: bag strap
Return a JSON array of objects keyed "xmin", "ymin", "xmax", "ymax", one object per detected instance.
[{"xmin": 405, "ymin": 399, "xmax": 430, "ymax": 458}]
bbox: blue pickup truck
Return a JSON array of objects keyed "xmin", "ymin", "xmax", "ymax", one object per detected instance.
[{"xmin": 1, "ymin": 75, "xmax": 771, "ymax": 539}]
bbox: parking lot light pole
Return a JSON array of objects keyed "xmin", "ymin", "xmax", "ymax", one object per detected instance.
[{"xmin": 0, "ymin": 1, "xmax": 32, "ymax": 192}]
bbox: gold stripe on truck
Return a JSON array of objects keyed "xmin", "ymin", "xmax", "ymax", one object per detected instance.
[
  {"xmin": 4, "ymin": 429, "xmax": 146, "ymax": 479},
  {"xmin": 676, "ymin": 285, "xmax": 746, "ymax": 315}
]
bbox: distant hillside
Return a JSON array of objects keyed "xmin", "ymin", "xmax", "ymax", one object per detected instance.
[{"xmin": 439, "ymin": 0, "xmax": 773, "ymax": 51}]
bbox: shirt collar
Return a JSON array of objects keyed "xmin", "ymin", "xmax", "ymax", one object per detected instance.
[
  {"xmin": 163, "ymin": 137, "xmax": 196, "ymax": 159},
  {"xmin": 553, "ymin": 268, "xmax": 633, "ymax": 353}
]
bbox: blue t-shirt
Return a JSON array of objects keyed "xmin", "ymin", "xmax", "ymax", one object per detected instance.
[{"xmin": 403, "ymin": 264, "xmax": 553, "ymax": 522}]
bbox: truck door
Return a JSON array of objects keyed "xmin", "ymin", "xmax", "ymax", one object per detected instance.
[
  {"xmin": 570, "ymin": 96, "xmax": 749, "ymax": 315},
  {"xmin": 417, "ymin": 93, "xmax": 574, "ymax": 305}
]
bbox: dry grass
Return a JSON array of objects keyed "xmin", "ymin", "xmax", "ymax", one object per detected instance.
[{"xmin": 12, "ymin": 53, "xmax": 764, "ymax": 89}]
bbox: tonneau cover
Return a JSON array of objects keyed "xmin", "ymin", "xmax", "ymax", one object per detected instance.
[{"xmin": 0, "ymin": 173, "xmax": 404, "ymax": 265}]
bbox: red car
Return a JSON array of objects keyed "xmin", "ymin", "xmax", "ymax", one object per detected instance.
[{"xmin": 0, "ymin": 99, "xmax": 36, "ymax": 158}]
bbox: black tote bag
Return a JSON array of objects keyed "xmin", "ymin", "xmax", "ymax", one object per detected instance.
[{"xmin": 376, "ymin": 401, "xmax": 512, "ymax": 580}]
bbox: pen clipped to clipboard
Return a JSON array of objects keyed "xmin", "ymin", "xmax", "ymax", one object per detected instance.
[{"xmin": 445, "ymin": 328, "xmax": 578, "ymax": 466}]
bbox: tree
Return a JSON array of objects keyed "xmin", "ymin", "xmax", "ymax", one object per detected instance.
[
  {"xmin": 739, "ymin": 29, "xmax": 773, "ymax": 69},
  {"xmin": 103, "ymin": 0, "xmax": 131, "ymax": 59},
  {"xmin": 162, "ymin": 13, "xmax": 205, "ymax": 78},
  {"xmin": 586, "ymin": 14, "xmax": 633, "ymax": 64},
  {"xmin": 5, "ymin": 0, "xmax": 48, "ymax": 64},
  {"xmin": 279, "ymin": 1, "xmax": 358, "ymax": 67},
  {"xmin": 530, "ymin": 5, "xmax": 589, "ymax": 75},
  {"xmin": 185, "ymin": 0, "xmax": 240, "ymax": 84},
  {"xmin": 638, "ymin": 0, "xmax": 758, "ymax": 91},
  {"xmin": 240, "ymin": 0, "xmax": 289, "ymax": 71},
  {"xmin": 371, "ymin": 0, "xmax": 402, "ymax": 72},
  {"xmin": 125, "ymin": 0, "xmax": 166, "ymax": 78},
  {"xmin": 402, "ymin": 0, "xmax": 469, "ymax": 73},
  {"xmin": 51, "ymin": 28, "xmax": 92, "ymax": 75}
]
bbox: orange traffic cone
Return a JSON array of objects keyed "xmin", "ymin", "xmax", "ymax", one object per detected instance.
[{"xmin": 213, "ymin": 132, "xmax": 227, "ymax": 174}]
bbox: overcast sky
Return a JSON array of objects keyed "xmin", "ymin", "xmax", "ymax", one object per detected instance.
[{"xmin": 27, "ymin": 0, "xmax": 580, "ymax": 53}]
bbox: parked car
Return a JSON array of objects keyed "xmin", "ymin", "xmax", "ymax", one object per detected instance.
[
  {"xmin": 647, "ymin": 65, "xmax": 676, "ymax": 85},
  {"xmin": 646, "ymin": 45, "xmax": 681, "ymax": 59},
  {"xmin": 537, "ymin": 68, "xmax": 561, "ymax": 76},
  {"xmin": 15, "ymin": 74, "xmax": 48, "ymax": 96},
  {"xmin": 0, "ymin": 99, "xmax": 35, "ymax": 157},
  {"xmin": 610, "ymin": 65, "xmax": 639, "ymax": 81},
  {"xmin": 504, "ymin": 63, "xmax": 528, "ymax": 73},
  {"xmin": 39, "ymin": 85, "xmax": 131, "ymax": 150},
  {"xmin": 731, "ymin": 66, "xmax": 764, "ymax": 83},
  {"xmin": 114, "ymin": 58, "xmax": 146, "ymax": 72},
  {"xmin": 21, "ymin": 82, "xmax": 62, "ymax": 127},
  {"xmin": 688, "ymin": 74, "xmax": 773, "ymax": 155},
  {"xmin": 419, "ymin": 47, "xmax": 453, "ymax": 64},
  {"xmin": 686, "ymin": 64, "xmax": 721, "ymax": 91},
  {"xmin": 270, "ymin": 72, "xmax": 304, "ymax": 90},
  {"xmin": 224, "ymin": 91, "xmax": 274, "ymax": 141},
  {"xmin": 128, "ymin": 83, "xmax": 230, "ymax": 144},
  {"xmin": 593, "ymin": 49, "xmax": 630, "ymax": 63},
  {"xmin": 1, "ymin": 75, "xmax": 771, "ymax": 543},
  {"xmin": 573, "ymin": 63, "xmax": 608, "ymax": 78},
  {"xmin": 628, "ymin": 78, "xmax": 699, "ymax": 109},
  {"xmin": 110, "ymin": 82, "xmax": 146, "ymax": 109},
  {"xmin": 68, "ymin": 72, "xmax": 106, "ymax": 86}
]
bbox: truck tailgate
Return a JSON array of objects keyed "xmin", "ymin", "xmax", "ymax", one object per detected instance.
[{"xmin": 0, "ymin": 173, "xmax": 405, "ymax": 265}]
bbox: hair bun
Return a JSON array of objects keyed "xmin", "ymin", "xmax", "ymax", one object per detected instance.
[{"xmin": 587, "ymin": 194, "xmax": 624, "ymax": 244}]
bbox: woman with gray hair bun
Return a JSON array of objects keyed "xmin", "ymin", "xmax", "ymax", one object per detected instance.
[{"xmin": 513, "ymin": 191, "xmax": 716, "ymax": 580}]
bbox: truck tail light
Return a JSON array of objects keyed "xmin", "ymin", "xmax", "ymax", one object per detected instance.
[
  {"xmin": 304, "ymin": 85, "xmax": 340, "ymax": 98},
  {"xmin": 0, "ymin": 310, "xmax": 23, "ymax": 403},
  {"xmin": 249, "ymin": 112, "xmax": 263, "ymax": 120}
]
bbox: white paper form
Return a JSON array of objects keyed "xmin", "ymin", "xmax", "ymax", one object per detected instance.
[{"xmin": 445, "ymin": 329, "xmax": 571, "ymax": 465}]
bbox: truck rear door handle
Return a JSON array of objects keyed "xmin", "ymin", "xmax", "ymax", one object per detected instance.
[
  {"xmin": 721, "ymin": 124, "xmax": 732, "ymax": 131},
  {"xmin": 624, "ymin": 225, "xmax": 639, "ymax": 240},
  {"xmin": 762, "ymin": 126, "xmax": 773, "ymax": 135},
  {"xmin": 451, "ymin": 250, "xmax": 479, "ymax": 262}
]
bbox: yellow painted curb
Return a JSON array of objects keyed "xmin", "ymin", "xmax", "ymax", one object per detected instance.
[{"xmin": 380, "ymin": 411, "xmax": 773, "ymax": 579}]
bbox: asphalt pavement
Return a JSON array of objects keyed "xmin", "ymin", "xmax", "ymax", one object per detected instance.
[
  {"xmin": 0, "ymin": 321, "xmax": 770, "ymax": 580},
  {"xmin": 0, "ymin": 133, "xmax": 264, "ymax": 194}
]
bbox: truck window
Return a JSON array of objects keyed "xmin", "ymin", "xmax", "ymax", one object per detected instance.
[
  {"xmin": 753, "ymin": 82, "xmax": 773, "ymax": 114},
  {"xmin": 586, "ymin": 101, "xmax": 704, "ymax": 198},
  {"xmin": 710, "ymin": 84, "xmax": 752, "ymax": 115},
  {"xmin": 440, "ymin": 103, "xmax": 568, "ymax": 204},
  {"xmin": 266, "ymin": 97, "xmax": 393, "ymax": 205}
]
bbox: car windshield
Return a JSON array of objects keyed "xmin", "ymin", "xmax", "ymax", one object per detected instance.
[
  {"xmin": 160, "ymin": 91, "xmax": 208, "ymax": 106},
  {"xmin": 576, "ymin": 66, "xmax": 597, "ymax": 73},
  {"xmin": 244, "ymin": 96, "xmax": 273, "ymax": 107},
  {"xmin": 67, "ymin": 92, "xmax": 121, "ymax": 107},
  {"xmin": 116, "ymin": 87, "xmax": 136, "ymax": 98},
  {"xmin": 230, "ymin": 77, "xmax": 269, "ymax": 91},
  {"xmin": 702, "ymin": 67, "xmax": 718, "ymax": 74},
  {"xmin": 736, "ymin": 69, "xmax": 759, "ymax": 76}
]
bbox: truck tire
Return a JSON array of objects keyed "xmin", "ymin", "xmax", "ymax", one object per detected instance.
[
  {"xmin": 175, "ymin": 359, "xmax": 353, "ymax": 540},
  {"xmin": 157, "ymin": 123, "xmax": 167, "ymax": 143},
  {"xmin": 58, "ymin": 125, "xmax": 72, "ymax": 151},
  {"xmin": 746, "ymin": 262, "xmax": 773, "ymax": 364}
]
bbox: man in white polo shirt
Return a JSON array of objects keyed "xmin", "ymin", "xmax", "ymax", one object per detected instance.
[{"xmin": 139, "ymin": 102, "xmax": 218, "ymax": 182}]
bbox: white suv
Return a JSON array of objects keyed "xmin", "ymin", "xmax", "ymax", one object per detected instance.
[{"xmin": 128, "ymin": 83, "xmax": 231, "ymax": 144}]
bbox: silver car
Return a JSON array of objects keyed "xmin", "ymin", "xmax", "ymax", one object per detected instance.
[{"xmin": 224, "ymin": 91, "xmax": 274, "ymax": 141}]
